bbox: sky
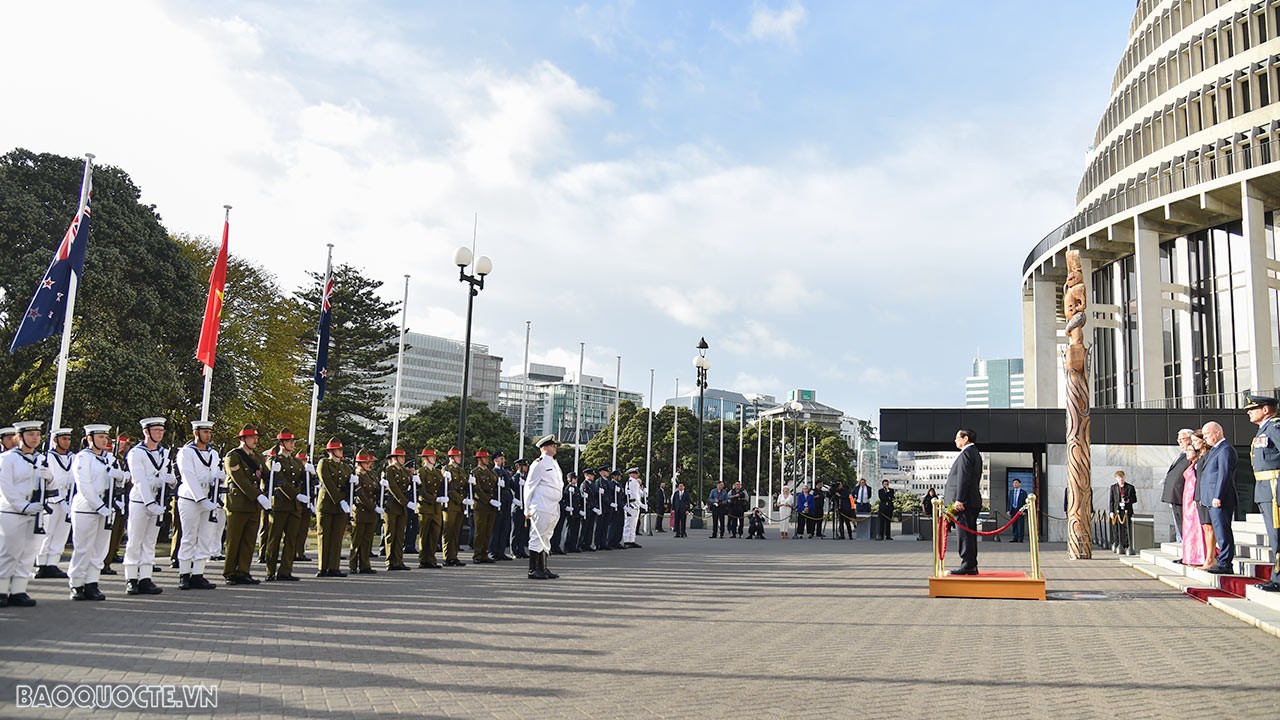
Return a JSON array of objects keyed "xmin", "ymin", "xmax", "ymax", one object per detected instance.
[{"xmin": 0, "ymin": 1, "xmax": 1137, "ymax": 422}]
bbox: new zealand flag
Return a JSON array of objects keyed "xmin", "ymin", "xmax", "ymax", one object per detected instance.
[{"xmin": 314, "ymin": 258, "xmax": 333, "ymax": 400}]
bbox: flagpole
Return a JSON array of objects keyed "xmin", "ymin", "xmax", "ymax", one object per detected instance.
[
  {"xmin": 518, "ymin": 321, "xmax": 530, "ymax": 453},
  {"xmin": 645, "ymin": 368, "xmax": 654, "ymax": 505},
  {"xmin": 611, "ymin": 355, "xmax": 621, "ymax": 469},
  {"xmin": 574, "ymin": 342, "xmax": 584, "ymax": 474},
  {"xmin": 307, "ymin": 244, "xmax": 334, "ymax": 461},
  {"xmin": 389, "ymin": 274, "xmax": 410, "ymax": 450},
  {"xmin": 49, "ymin": 154, "xmax": 94, "ymax": 433},
  {"xmin": 672, "ymin": 378, "xmax": 679, "ymax": 484},
  {"xmin": 197, "ymin": 204, "xmax": 231, "ymax": 423},
  {"xmin": 718, "ymin": 398, "xmax": 724, "ymax": 487}
]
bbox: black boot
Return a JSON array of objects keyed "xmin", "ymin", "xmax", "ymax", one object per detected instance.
[
  {"xmin": 70, "ymin": 585, "xmax": 88, "ymax": 601},
  {"xmin": 192, "ymin": 574, "xmax": 217, "ymax": 590},
  {"xmin": 542, "ymin": 551, "xmax": 559, "ymax": 580},
  {"xmin": 179, "ymin": 573, "xmax": 192, "ymax": 590},
  {"xmin": 6, "ymin": 592, "xmax": 35, "ymax": 607},
  {"xmin": 528, "ymin": 552, "xmax": 549, "ymax": 580},
  {"xmin": 527, "ymin": 553, "xmax": 539, "ymax": 579},
  {"xmin": 127, "ymin": 579, "xmax": 141, "ymax": 596},
  {"xmin": 85, "ymin": 582, "xmax": 106, "ymax": 601},
  {"xmin": 138, "ymin": 578, "xmax": 163, "ymax": 595}
]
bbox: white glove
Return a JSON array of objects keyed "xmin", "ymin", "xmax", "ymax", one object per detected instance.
[
  {"xmin": 164, "ymin": 472, "xmax": 178, "ymax": 487},
  {"xmin": 114, "ymin": 499, "xmax": 125, "ymax": 512},
  {"xmin": 96, "ymin": 506, "xmax": 112, "ymax": 517},
  {"xmin": 406, "ymin": 501, "xmax": 417, "ymax": 512},
  {"xmin": 59, "ymin": 500, "xmax": 71, "ymax": 513},
  {"xmin": 498, "ymin": 479, "xmax": 506, "ymax": 488},
  {"xmin": 38, "ymin": 465, "xmax": 53, "ymax": 481},
  {"xmin": 468, "ymin": 475, "xmax": 476, "ymax": 485},
  {"xmin": 295, "ymin": 493, "xmax": 309, "ymax": 504},
  {"xmin": 349, "ymin": 474, "xmax": 359, "ymax": 486},
  {"xmin": 212, "ymin": 469, "xmax": 227, "ymax": 482},
  {"xmin": 435, "ymin": 496, "xmax": 448, "ymax": 504},
  {"xmin": 610, "ymin": 503, "xmax": 617, "ymax": 509},
  {"xmin": 23, "ymin": 502, "xmax": 41, "ymax": 516},
  {"xmin": 640, "ymin": 504, "xmax": 648, "ymax": 511},
  {"xmin": 340, "ymin": 500, "xmax": 351, "ymax": 514},
  {"xmin": 513, "ymin": 499, "xmax": 523, "ymax": 509},
  {"xmin": 579, "ymin": 509, "xmax": 586, "ymax": 517},
  {"xmin": 304, "ymin": 462, "xmax": 316, "ymax": 475},
  {"xmin": 257, "ymin": 494, "xmax": 272, "ymax": 511},
  {"xmin": 110, "ymin": 467, "xmax": 127, "ymax": 482},
  {"xmin": 271, "ymin": 461, "xmax": 281, "ymax": 473},
  {"xmin": 199, "ymin": 498, "xmax": 218, "ymax": 512},
  {"xmin": 462, "ymin": 498, "xmax": 475, "ymax": 507},
  {"xmin": 145, "ymin": 503, "xmax": 165, "ymax": 517},
  {"xmin": 375, "ymin": 505, "xmax": 385, "ymax": 515},
  {"xmin": 379, "ymin": 478, "xmax": 389, "ymax": 488},
  {"xmin": 594, "ymin": 508, "xmax": 602, "ymax": 515},
  {"xmin": 489, "ymin": 499, "xmax": 500, "ymax": 508},
  {"xmin": 412, "ymin": 476, "xmax": 421, "ymax": 485}
]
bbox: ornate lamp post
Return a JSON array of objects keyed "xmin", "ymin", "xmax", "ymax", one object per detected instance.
[
  {"xmin": 693, "ymin": 337, "xmax": 710, "ymax": 507},
  {"xmin": 453, "ymin": 246, "xmax": 492, "ymax": 457}
]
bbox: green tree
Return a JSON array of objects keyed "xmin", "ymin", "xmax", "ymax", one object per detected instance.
[
  {"xmin": 0, "ymin": 149, "xmax": 203, "ymax": 429},
  {"xmin": 396, "ymin": 396, "xmax": 522, "ymax": 465},
  {"xmin": 174, "ymin": 234, "xmax": 310, "ymax": 443},
  {"xmin": 295, "ymin": 263, "xmax": 398, "ymax": 454}
]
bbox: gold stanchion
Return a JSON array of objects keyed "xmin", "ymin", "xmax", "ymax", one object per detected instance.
[
  {"xmin": 1027, "ymin": 493, "xmax": 1042, "ymax": 581},
  {"xmin": 931, "ymin": 497, "xmax": 943, "ymax": 578}
]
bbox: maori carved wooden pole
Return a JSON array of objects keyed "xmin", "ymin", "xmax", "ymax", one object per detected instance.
[{"xmin": 1063, "ymin": 249, "xmax": 1092, "ymax": 559}]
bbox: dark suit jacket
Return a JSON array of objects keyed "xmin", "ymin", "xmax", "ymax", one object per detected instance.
[
  {"xmin": 1109, "ymin": 482, "xmax": 1137, "ymax": 514},
  {"xmin": 671, "ymin": 490, "xmax": 690, "ymax": 513},
  {"xmin": 943, "ymin": 444, "xmax": 982, "ymax": 509},
  {"xmin": 1008, "ymin": 487, "xmax": 1027, "ymax": 513},
  {"xmin": 1201, "ymin": 440, "xmax": 1238, "ymax": 508},
  {"xmin": 1160, "ymin": 455, "xmax": 1189, "ymax": 504}
]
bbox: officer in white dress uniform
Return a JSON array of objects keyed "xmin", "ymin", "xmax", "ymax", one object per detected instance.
[
  {"xmin": 34, "ymin": 428, "xmax": 74, "ymax": 579},
  {"xmin": 69, "ymin": 424, "xmax": 125, "ymax": 601},
  {"xmin": 523, "ymin": 435, "xmax": 563, "ymax": 580},
  {"xmin": 123, "ymin": 417, "xmax": 176, "ymax": 595},
  {"xmin": 176, "ymin": 420, "xmax": 223, "ymax": 591},
  {"xmin": 0, "ymin": 421, "xmax": 49, "ymax": 607},
  {"xmin": 622, "ymin": 467, "xmax": 646, "ymax": 548}
]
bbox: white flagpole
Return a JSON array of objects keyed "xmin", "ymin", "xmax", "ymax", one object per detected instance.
[
  {"xmin": 518, "ymin": 321, "xmax": 530, "ymax": 452},
  {"xmin": 645, "ymin": 368, "xmax": 654, "ymax": 496},
  {"xmin": 718, "ymin": 398, "xmax": 724, "ymax": 486},
  {"xmin": 199, "ymin": 204, "xmax": 231, "ymax": 422},
  {"xmin": 736, "ymin": 403, "xmax": 743, "ymax": 492},
  {"xmin": 574, "ymin": 342, "xmax": 584, "ymax": 474},
  {"xmin": 390, "ymin": 274, "xmax": 410, "ymax": 450},
  {"xmin": 307, "ymin": 243, "xmax": 334, "ymax": 461},
  {"xmin": 804, "ymin": 424, "xmax": 810, "ymax": 486},
  {"xmin": 612, "ymin": 355, "xmax": 621, "ymax": 469},
  {"xmin": 767, "ymin": 418, "xmax": 773, "ymax": 496},
  {"xmin": 49, "ymin": 153, "xmax": 94, "ymax": 434},
  {"xmin": 672, "ymin": 378, "xmax": 679, "ymax": 483}
]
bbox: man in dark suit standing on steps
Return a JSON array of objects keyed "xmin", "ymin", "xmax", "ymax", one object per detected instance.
[
  {"xmin": 943, "ymin": 428, "xmax": 982, "ymax": 575},
  {"xmin": 1201, "ymin": 421, "xmax": 1238, "ymax": 574}
]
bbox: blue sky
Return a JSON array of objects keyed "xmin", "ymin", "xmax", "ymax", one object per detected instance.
[{"xmin": 2, "ymin": 1, "xmax": 1136, "ymax": 421}]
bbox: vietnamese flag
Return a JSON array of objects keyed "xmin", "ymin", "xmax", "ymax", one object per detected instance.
[{"xmin": 196, "ymin": 209, "xmax": 229, "ymax": 369}]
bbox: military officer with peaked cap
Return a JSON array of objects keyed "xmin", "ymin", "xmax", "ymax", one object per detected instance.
[
  {"xmin": 263, "ymin": 430, "xmax": 306, "ymax": 581},
  {"xmin": 524, "ymin": 435, "xmax": 563, "ymax": 580},
  {"xmin": 488, "ymin": 450, "xmax": 514, "ymax": 561},
  {"xmin": 1244, "ymin": 393, "xmax": 1280, "ymax": 592},
  {"xmin": 69, "ymin": 424, "xmax": 126, "ymax": 600},
  {"xmin": 34, "ymin": 427, "xmax": 74, "ymax": 579},
  {"xmin": 0, "ymin": 421, "xmax": 49, "ymax": 607},
  {"xmin": 510, "ymin": 457, "xmax": 530, "ymax": 558},
  {"xmin": 176, "ymin": 420, "xmax": 222, "ymax": 591},
  {"xmin": 578, "ymin": 467, "xmax": 598, "ymax": 552},
  {"xmin": 122, "ymin": 418, "xmax": 176, "ymax": 595},
  {"xmin": 382, "ymin": 447, "xmax": 413, "ymax": 571}
]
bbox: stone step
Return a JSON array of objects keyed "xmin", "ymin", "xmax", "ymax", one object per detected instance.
[
  {"xmin": 1233, "ymin": 530, "xmax": 1270, "ymax": 547},
  {"xmin": 1232, "ymin": 520, "xmax": 1267, "ymax": 535},
  {"xmin": 1160, "ymin": 541, "xmax": 1182, "ymax": 555},
  {"xmin": 1234, "ymin": 557, "xmax": 1274, "ymax": 576},
  {"xmin": 1239, "ymin": 544, "xmax": 1276, "ymax": 562},
  {"xmin": 1246, "ymin": 513, "xmax": 1264, "ymax": 525},
  {"xmin": 1206, "ymin": 596, "xmax": 1280, "ymax": 639},
  {"xmin": 1245, "ymin": 583, "xmax": 1280, "ymax": 613}
]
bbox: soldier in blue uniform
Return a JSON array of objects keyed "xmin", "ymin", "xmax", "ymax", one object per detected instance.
[
  {"xmin": 609, "ymin": 469, "xmax": 627, "ymax": 549},
  {"xmin": 578, "ymin": 468, "xmax": 597, "ymax": 551},
  {"xmin": 509, "ymin": 458, "xmax": 530, "ymax": 559},
  {"xmin": 595, "ymin": 467, "xmax": 615, "ymax": 550},
  {"xmin": 562, "ymin": 471, "xmax": 582, "ymax": 553},
  {"xmin": 1245, "ymin": 393, "xmax": 1280, "ymax": 592},
  {"xmin": 488, "ymin": 451, "xmax": 514, "ymax": 561}
]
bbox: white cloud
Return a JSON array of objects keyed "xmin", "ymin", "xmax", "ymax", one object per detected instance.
[{"xmin": 747, "ymin": 2, "xmax": 808, "ymax": 45}]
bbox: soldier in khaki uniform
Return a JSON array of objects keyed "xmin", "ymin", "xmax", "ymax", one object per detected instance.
[
  {"xmin": 101, "ymin": 434, "xmax": 133, "ymax": 576},
  {"xmin": 349, "ymin": 450, "xmax": 382, "ymax": 574},
  {"xmin": 382, "ymin": 448, "xmax": 413, "ymax": 571},
  {"xmin": 441, "ymin": 448, "xmax": 468, "ymax": 567},
  {"xmin": 293, "ymin": 449, "xmax": 315, "ymax": 561},
  {"xmin": 223, "ymin": 426, "xmax": 270, "ymax": 585},
  {"xmin": 316, "ymin": 438, "xmax": 352, "ymax": 577},
  {"xmin": 264, "ymin": 430, "xmax": 306, "ymax": 581},
  {"xmin": 416, "ymin": 449, "xmax": 445, "ymax": 568},
  {"xmin": 470, "ymin": 449, "xmax": 499, "ymax": 564}
]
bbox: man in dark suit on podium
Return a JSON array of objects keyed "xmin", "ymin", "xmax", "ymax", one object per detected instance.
[{"xmin": 943, "ymin": 428, "xmax": 982, "ymax": 575}]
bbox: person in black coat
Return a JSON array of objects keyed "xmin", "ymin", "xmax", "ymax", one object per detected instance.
[
  {"xmin": 552, "ymin": 471, "xmax": 574, "ymax": 555},
  {"xmin": 943, "ymin": 428, "xmax": 983, "ymax": 575},
  {"xmin": 1160, "ymin": 430, "xmax": 1194, "ymax": 542},
  {"xmin": 652, "ymin": 481, "xmax": 669, "ymax": 534},
  {"xmin": 670, "ymin": 482, "xmax": 690, "ymax": 537},
  {"xmin": 510, "ymin": 459, "xmax": 530, "ymax": 558},
  {"xmin": 877, "ymin": 480, "xmax": 896, "ymax": 540},
  {"xmin": 727, "ymin": 481, "xmax": 747, "ymax": 538},
  {"xmin": 810, "ymin": 484, "xmax": 827, "ymax": 538},
  {"xmin": 578, "ymin": 470, "xmax": 597, "ymax": 552},
  {"xmin": 831, "ymin": 481, "xmax": 853, "ymax": 539},
  {"xmin": 1109, "ymin": 470, "xmax": 1138, "ymax": 554}
]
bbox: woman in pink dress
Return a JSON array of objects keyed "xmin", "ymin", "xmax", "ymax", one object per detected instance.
[{"xmin": 1180, "ymin": 436, "xmax": 1207, "ymax": 566}]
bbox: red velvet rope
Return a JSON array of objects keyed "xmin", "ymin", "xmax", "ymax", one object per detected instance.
[{"xmin": 936, "ymin": 509, "xmax": 1026, "ymax": 561}]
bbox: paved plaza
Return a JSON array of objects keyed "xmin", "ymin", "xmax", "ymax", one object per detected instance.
[{"xmin": 1, "ymin": 530, "xmax": 1277, "ymax": 719}]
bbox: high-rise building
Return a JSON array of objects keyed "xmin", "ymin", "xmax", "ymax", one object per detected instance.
[
  {"xmin": 497, "ymin": 365, "xmax": 643, "ymax": 450},
  {"xmin": 758, "ymin": 389, "xmax": 844, "ymax": 433},
  {"xmin": 378, "ymin": 332, "xmax": 502, "ymax": 424},
  {"xmin": 965, "ymin": 357, "xmax": 1025, "ymax": 408},
  {"xmin": 664, "ymin": 389, "xmax": 776, "ymax": 422}
]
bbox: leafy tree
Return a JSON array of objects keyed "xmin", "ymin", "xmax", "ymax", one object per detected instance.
[
  {"xmin": 0, "ymin": 149, "xmax": 203, "ymax": 429},
  {"xmin": 174, "ymin": 234, "xmax": 310, "ymax": 443},
  {"xmin": 295, "ymin": 263, "xmax": 398, "ymax": 454},
  {"xmin": 396, "ymin": 396, "xmax": 523, "ymax": 467}
]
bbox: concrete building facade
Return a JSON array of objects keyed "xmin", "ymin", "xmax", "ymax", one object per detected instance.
[
  {"xmin": 379, "ymin": 332, "xmax": 502, "ymax": 423},
  {"xmin": 965, "ymin": 357, "xmax": 1025, "ymax": 408}
]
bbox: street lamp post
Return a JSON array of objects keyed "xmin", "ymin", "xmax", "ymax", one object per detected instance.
[
  {"xmin": 453, "ymin": 246, "xmax": 492, "ymax": 458},
  {"xmin": 693, "ymin": 337, "xmax": 710, "ymax": 508}
]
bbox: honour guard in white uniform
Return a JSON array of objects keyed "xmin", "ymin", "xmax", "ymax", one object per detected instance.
[
  {"xmin": 622, "ymin": 467, "xmax": 645, "ymax": 548},
  {"xmin": 523, "ymin": 435, "xmax": 564, "ymax": 580},
  {"xmin": 0, "ymin": 427, "xmax": 17, "ymax": 452},
  {"xmin": 69, "ymin": 424, "xmax": 125, "ymax": 601},
  {"xmin": 34, "ymin": 427, "xmax": 74, "ymax": 579},
  {"xmin": 176, "ymin": 420, "xmax": 223, "ymax": 590},
  {"xmin": 123, "ymin": 418, "xmax": 176, "ymax": 595},
  {"xmin": 0, "ymin": 421, "xmax": 49, "ymax": 607}
]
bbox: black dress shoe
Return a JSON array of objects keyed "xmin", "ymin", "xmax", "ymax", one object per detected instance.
[
  {"xmin": 296, "ymin": 555, "xmax": 311, "ymax": 562},
  {"xmin": 265, "ymin": 574, "xmax": 278, "ymax": 581},
  {"xmin": 473, "ymin": 557, "xmax": 495, "ymax": 564},
  {"xmin": 550, "ymin": 549, "xmax": 566, "ymax": 556},
  {"xmin": 315, "ymin": 571, "xmax": 329, "ymax": 577},
  {"xmin": 170, "ymin": 559, "xmax": 180, "ymax": 569},
  {"xmin": 331, "ymin": 570, "xmax": 348, "ymax": 577},
  {"xmin": 1255, "ymin": 581, "xmax": 1280, "ymax": 592},
  {"xmin": 137, "ymin": 578, "xmax": 163, "ymax": 595},
  {"xmin": 948, "ymin": 569, "xmax": 980, "ymax": 576},
  {"xmin": 241, "ymin": 575, "xmax": 261, "ymax": 585},
  {"xmin": 1207, "ymin": 566, "xmax": 1233, "ymax": 574},
  {"xmin": 224, "ymin": 576, "xmax": 243, "ymax": 586},
  {"xmin": 100, "ymin": 567, "xmax": 117, "ymax": 575},
  {"xmin": 279, "ymin": 574, "xmax": 300, "ymax": 581},
  {"xmin": 6, "ymin": 592, "xmax": 36, "ymax": 607}
]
